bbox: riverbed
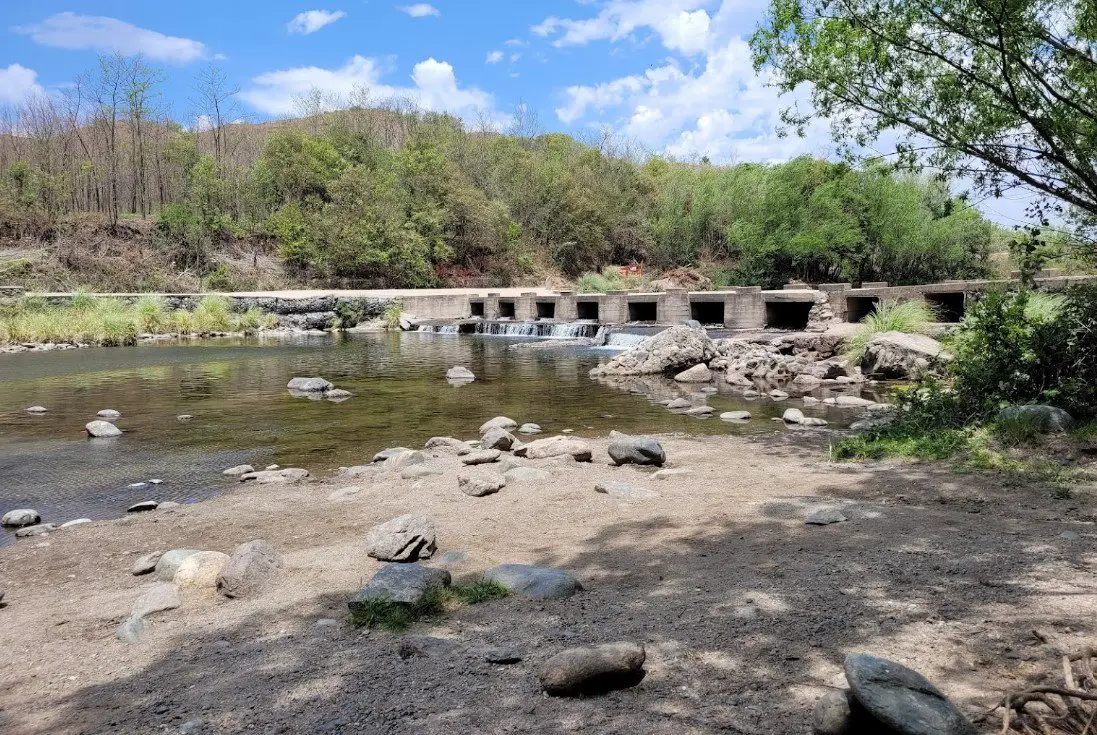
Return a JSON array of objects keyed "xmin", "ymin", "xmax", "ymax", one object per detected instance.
[{"xmin": 0, "ymin": 332, "xmax": 871, "ymax": 540}]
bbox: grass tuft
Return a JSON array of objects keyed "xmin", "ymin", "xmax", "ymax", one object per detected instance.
[
  {"xmin": 844, "ymin": 299, "xmax": 936, "ymax": 361},
  {"xmin": 349, "ymin": 578, "xmax": 511, "ymax": 632}
]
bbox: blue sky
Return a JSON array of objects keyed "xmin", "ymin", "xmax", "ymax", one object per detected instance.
[{"xmin": 0, "ymin": 1, "xmax": 1035, "ymax": 224}]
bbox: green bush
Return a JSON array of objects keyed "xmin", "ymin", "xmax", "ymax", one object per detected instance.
[
  {"xmin": 193, "ymin": 295, "xmax": 234, "ymax": 332},
  {"xmin": 205, "ymin": 264, "xmax": 234, "ymax": 292},
  {"xmin": 844, "ymin": 299, "xmax": 936, "ymax": 360},
  {"xmin": 134, "ymin": 295, "xmax": 168, "ymax": 333}
]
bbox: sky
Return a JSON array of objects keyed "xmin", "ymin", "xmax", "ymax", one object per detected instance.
[{"xmin": 0, "ymin": 0, "xmax": 1034, "ymax": 225}]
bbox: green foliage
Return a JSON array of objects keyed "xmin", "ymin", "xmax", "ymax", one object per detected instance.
[
  {"xmin": 844, "ymin": 300, "xmax": 935, "ymax": 360},
  {"xmin": 192, "ymin": 295, "xmax": 234, "ymax": 332},
  {"xmin": 134, "ymin": 295, "xmax": 169, "ymax": 332},
  {"xmin": 448, "ymin": 579, "xmax": 511, "ymax": 605},
  {"xmin": 991, "ymin": 412, "xmax": 1046, "ymax": 447},
  {"xmin": 349, "ymin": 579, "xmax": 510, "ymax": 632},
  {"xmin": 382, "ymin": 302, "xmax": 404, "ymax": 330},
  {"xmin": 576, "ymin": 266, "xmax": 648, "ymax": 293},
  {"xmin": 204, "ymin": 264, "xmax": 235, "ymax": 292}
]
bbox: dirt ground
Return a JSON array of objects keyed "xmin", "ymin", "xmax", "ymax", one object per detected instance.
[{"xmin": 1, "ymin": 430, "xmax": 1095, "ymax": 735}]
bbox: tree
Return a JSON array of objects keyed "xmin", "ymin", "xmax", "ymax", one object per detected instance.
[
  {"xmin": 751, "ymin": 0, "xmax": 1097, "ymax": 238},
  {"xmin": 193, "ymin": 64, "xmax": 240, "ymax": 164}
]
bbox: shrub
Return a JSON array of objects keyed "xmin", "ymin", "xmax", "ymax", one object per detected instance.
[
  {"xmin": 382, "ymin": 302, "xmax": 403, "ymax": 330},
  {"xmin": 205, "ymin": 264, "xmax": 234, "ymax": 292},
  {"xmin": 193, "ymin": 295, "xmax": 234, "ymax": 332},
  {"xmin": 134, "ymin": 295, "xmax": 168, "ymax": 333}
]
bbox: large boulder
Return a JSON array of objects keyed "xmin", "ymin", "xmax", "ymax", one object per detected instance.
[
  {"xmin": 607, "ymin": 436, "xmax": 666, "ymax": 467},
  {"xmin": 287, "ymin": 377, "xmax": 334, "ymax": 393},
  {"xmin": 483, "ymin": 564, "xmax": 582, "ymax": 599},
  {"xmin": 481, "ymin": 427, "xmax": 516, "ymax": 451},
  {"xmin": 217, "ymin": 540, "xmax": 283, "ymax": 598},
  {"xmin": 365, "ymin": 515, "xmax": 436, "ymax": 562},
  {"xmin": 589, "ymin": 326, "xmax": 715, "ymax": 377},
  {"xmin": 844, "ymin": 652, "xmax": 977, "ymax": 735},
  {"xmin": 861, "ymin": 332, "xmax": 952, "ymax": 380},
  {"xmin": 998, "ymin": 404, "xmax": 1075, "ymax": 433},
  {"xmin": 86, "ymin": 420, "xmax": 122, "ymax": 438},
  {"xmin": 348, "ymin": 563, "xmax": 451, "ymax": 611},
  {"xmin": 514, "ymin": 436, "xmax": 593, "ymax": 462},
  {"xmin": 2, "ymin": 509, "xmax": 40, "ymax": 528},
  {"xmin": 539, "ymin": 643, "xmax": 647, "ymax": 696}
]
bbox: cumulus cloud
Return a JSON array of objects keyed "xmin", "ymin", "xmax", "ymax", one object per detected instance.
[
  {"xmin": 240, "ymin": 55, "xmax": 494, "ymax": 121},
  {"xmin": 287, "ymin": 10, "xmax": 347, "ymax": 35},
  {"xmin": 532, "ymin": 0, "xmax": 714, "ymax": 55},
  {"xmin": 0, "ymin": 64, "xmax": 46, "ymax": 106},
  {"xmin": 398, "ymin": 4, "xmax": 440, "ymax": 18},
  {"xmin": 12, "ymin": 12, "xmax": 209, "ymax": 64},
  {"xmin": 486, "ymin": 50, "xmax": 504, "ymax": 64}
]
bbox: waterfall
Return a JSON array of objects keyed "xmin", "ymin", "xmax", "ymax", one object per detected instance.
[
  {"xmin": 604, "ymin": 332, "xmax": 649, "ymax": 348},
  {"xmin": 417, "ymin": 321, "xmax": 599, "ymax": 338},
  {"xmin": 417, "ymin": 324, "xmax": 460, "ymax": 334}
]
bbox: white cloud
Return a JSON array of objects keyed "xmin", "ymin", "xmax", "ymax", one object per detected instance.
[
  {"xmin": 240, "ymin": 55, "xmax": 495, "ymax": 122},
  {"xmin": 486, "ymin": 50, "xmax": 504, "ymax": 64},
  {"xmin": 287, "ymin": 10, "xmax": 347, "ymax": 35},
  {"xmin": 532, "ymin": 0, "xmax": 714, "ymax": 55},
  {"xmin": 0, "ymin": 64, "xmax": 46, "ymax": 106},
  {"xmin": 398, "ymin": 4, "xmax": 440, "ymax": 18},
  {"xmin": 12, "ymin": 12, "xmax": 209, "ymax": 64}
]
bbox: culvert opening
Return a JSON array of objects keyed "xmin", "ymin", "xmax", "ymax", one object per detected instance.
[
  {"xmin": 470, "ymin": 301, "xmax": 485, "ymax": 318},
  {"xmin": 690, "ymin": 301, "xmax": 725, "ymax": 326},
  {"xmin": 765, "ymin": 301, "xmax": 812, "ymax": 330},
  {"xmin": 846, "ymin": 296, "xmax": 880, "ymax": 323},
  {"xmin": 576, "ymin": 301, "xmax": 600, "ymax": 320},
  {"xmin": 535, "ymin": 301, "xmax": 556, "ymax": 320},
  {"xmin": 925, "ymin": 292, "xmax": 965, "ymax": 322},
  {"xmin": 498, "ymin": 300, "xmax": 516, "ymax": 319},
  {"xmin": 627, "ymin": 301, "xmax": 658, "ymax": 323}
]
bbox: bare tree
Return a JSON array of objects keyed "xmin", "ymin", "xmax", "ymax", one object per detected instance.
[{"xmin": 193, "ymin": 64, "xmax": 240, "ymax": 163}]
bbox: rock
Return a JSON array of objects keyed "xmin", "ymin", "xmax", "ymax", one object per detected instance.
[
  {"xmin": 265, "ymin": 465, "xmax": 280, "ymax": 471},
  {"xmin": 824, "ymin": 395, "xmax": 876, "ymax": 408},
  {"xmin": 800, "ymin": 417, "xmax": 829, "ymax": 427},
  {"xmin": 479, "ymin": 416, "xmax": 518, "ymax": 434},
  {"xmin": 132, "ymin": 583, "xmax": 181, "ymax": 619},
  {"xmin": 998, "ymin": 404, "xmax": 1075, "ymax": 433},
  {"xmin": 783, "ymin": 408, "xmax": 806, "ymax": 424},
  {"xmin": 372, "ymin": 447, "xmax": 412, "ymax": 463},
  {"xmin": 2, "ymin": 509, "xmax": 40, "ymax": 528},
  {"xmin": 803, "ymin": 396, "xmax": 821, "ymax": 406},
  {"xmin": 177, "ymin": 414, "xmax": 194, "ymax": 422},
  {"xmin": 239, "ymin": 468, "xmax": 310, "ymax": 484},
  {"xmin": 666, "ymin": 398, "xmax": 693, "ymax": 409},
  {"xmin": 286, "ymin": 377, "xmax": 334, "ymax": 393},
  {"xmin": 483, "ymin": 564, "xmax": 582, "ymax": 599},
  {"xmin": 539, "ymin": 642, "xmax": 647, "ymax": 696},
  {"xmin": 128, "ymin": 482, "xmax": 150, "ymax": 490},
  {"xmin": 462, "ymin": 449, "xmax": 502, "ymax": 465},
  {"xmin": 720, "ymin": 411, "xmax": 752, "ymax": 421},
  {"xmin": 324, "ymin": 388, "xmax": 353, "ymax": 400},
  {"xmin": 132, "ymin": 550, "xmax": 164, "ymax": 576},
  {"xmin": 127, "ymin": 501, "xmax": 159, "ymax": 513},
  {"xmin": 382, "ymin": 450, "xmax": 426, "ymax": 471},
  {"xmin": 862, "ymin": 332, "xmax": 952, "ymax": 380},
  {"xmin": 813, "ymin": 689, "xmax": 878, "ymax": 735},
  {"xmin": 446, "ymin": 366, "xmax": 475, "ymax": 382},
  {"xmin": 684, "ymin": 405, "xmax": 714, "ymax": 416},
  {"xmin": 25, "ymin": 405, "xmax": 48, "ymax": 413},
  {"xmin": 155, "ymin": 549, "xmax": 201, "ymax": 582},
  {"xmin": 156, "ymin": 501, "xmax": 179, "ymax": 510},
  {"xmin": 793, "ymin": 374, "xmax": 823, "ymax": 388},
  {"xmin": 725, "ymin": 372, "xmax": 753, "ymax": 387},
  {"xmin": 607, "ymin": 436, "xmax": 666, "ymax": 467},
  {"xmin": 806, "ymin": 508, "xmax": 848, "ymax": 525},
  {"xmin": 424, "ymin": 436, "xmax": 466, "ymax": 450},
  {"xmin": 595, "ymin": 481, "xmax": 659, "ymax": 500},
  {"xmin": 348, "ymin": 563, "xmax": 451, "ymax": 610},
  {"xmin": 769, "ymin": 389, "xmax": 790, "ymax": 400},
  {"xmin": 653, "ymin": 468, "xmax": 693, "ymax": 480},
  {"xmin": 366, "ymin": 515, "xmax": 436, "ymax": 562},
  {"xmin": 174, "ymin": 551, "xmax": 230, "ymax": 591},
  {"xmin": 116, "ymin": 616, "xmax": 145, "ymax": 644},
  {"xmin": 97, "ymin": 409, "xmax": 121, "ymax": 419},
  {"xmin": 674, "ymin": 364, "xmax": 713, "ymax": 383},
  {"xmin": 518, "ymin": 423, "xmax": 542, "ymax": 435},
  {"xmin": 481, "ymin": 427, "xmax": 516, "ymax": 451},
  {"xmin": 589, "ymin": 325, "xmax": 715, "ymax": 377},
  {"xmin": 504, "ymin": 467, "xmax": 552, "ymax": 483},
  {"xmin": 401, "ymin": 465, "xmax": 443, "ymax": 480},
  {"xmin": 397, "ymin": 635, "xmax": 460, "ymax": 659},
  {"xmin": 60, "ymin": 518, "xmax": 92, "ymax": 528},
  {"xmin": 15, "ymin": 523, "xmax": 56, "ymax": 537},
  {"xmin": 459, "ymin": 473, "xmax": 506, "ymax": 497},
  {"xmin": 222, "ymin": 464, "xmax": 255, "ymax": 476},
  {"xmin": 217, "ymin": 540, "xmax": 283, "ymax": 598},
  {"xmin": 514, "ymin": 436, "xmax": 593, "ymax": 461},
  {"xmin": 86, "ymin": 420, "xmax": 122, "ymax": 438},
  {"xmin": 844, "ymin": 652, "xmax": 977, "ymax": 735},
  {"xmin": 483, "ymin": 646, "xmax": 523, "ymax": 665}
]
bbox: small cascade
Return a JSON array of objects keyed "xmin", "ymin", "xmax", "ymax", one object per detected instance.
[
  {"xmin": 604, "ymin": 331, "xmax": 649, "ymax": 348},
  {"xmin": 475, "ymin": 321, "xmax": 599, "ymax": 339},
  {"xmin": 417, "ymin": 324, "xmax": 460, "ymax": 334}
]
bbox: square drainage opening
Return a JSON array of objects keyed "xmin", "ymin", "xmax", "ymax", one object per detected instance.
[
  {"xmin": 469, "ymin": 301, "xmax": 485, "ymax": 317},
  {"xmin": 765, "ymin": 301, "xmax": 812, "ymax": 330},
  {"xmin": 925, "ymin": 292, "xmax": 965, "ymax": 322},
  {"xmin": 628, "ymin": 301, "xmax": 658, "ymax": 323},
  {"xmin": 535, "ymin": 301, "xmax": 556, "ymax": 320},
  {"xmin": 576, "ymin": 301, "xmax": 599, "ymax": 320},
  {"xmin": 497, "ymin": 300, "xmax": 516, "ymax": 319},
  {"xmin": 846, "ymin": 296, "xmax": 880, "ymax": 323},
  {"xmin": 690, "ymin": 300, "xmax": 724, "ymax": 326}
]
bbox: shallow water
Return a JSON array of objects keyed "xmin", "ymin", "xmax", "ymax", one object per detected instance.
[{"xmin": 0, "ymin": 332, "xmax": 874, "ymax": 542}]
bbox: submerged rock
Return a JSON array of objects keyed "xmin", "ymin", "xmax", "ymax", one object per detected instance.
[
  {"xmin": 446, "ymin": 366, "xmax": 475, "ymax": 382},
  {"xmin": 720, "ymin": 411, "xmax": 752, "ymax": 421},
  {"xmin": 286, "ymin": 377, "xmax": 334, "ymax": 393},
  {"xmin": 539, "ymin": 643, "xmax": 646, "ymax": 696},
  {"xmin": 25, "ymin": 405, "xmax": 48, "ymax": 413}
]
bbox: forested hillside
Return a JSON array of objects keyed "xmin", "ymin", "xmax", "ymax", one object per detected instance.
[{"xmin": 0, "ymin": 56, "xmax": 1009, "ymax": 292}]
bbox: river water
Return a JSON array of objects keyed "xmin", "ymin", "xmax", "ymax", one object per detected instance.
[{"xmin": 0, "ymin": 332, "xmax": 869, "ymax": 543}]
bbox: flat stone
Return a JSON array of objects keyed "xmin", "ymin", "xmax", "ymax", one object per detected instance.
[
  {"xmin": 595, "ymin": 481, "xmax": 659, "ymax": 500},
  {"xmin": 366, "ymin": 515, "xmax": 436, "ymax": 562},
  {"xmin": 348, "ymin": 563, "xmax": 451, "ymax": 610},
  {"xmin": 459, "ymin": 473, "xmax": 506, "ymax": 497},
  {"xmin": 539, "ymin": 642, "xmax": 646, "ymax": 696},
  {"xmin": 483, "ymin": 646, "xmax": 523, "ymax": 664},
  {"xmin": 514, "ymin": 437, "xmax": 593, "ymax": 462},
  {"xmin": 217, "ymin": 540, "xmax": 283, "ymax": 598},
  {"xmin": 504, "ymin": 467, "xmax": 552, "ymax": 483},
  {"xmin": 769, "ymin": 390, "xmax": 790, "ymax": 400},
  {"xmin": 607, "ymin": 436, "xmax": 666, "ymax": 467},
  {"xmin": 239, "ymin": 468, "xmax": 310, "ymax": 484},
  {"xmin": 86, "ymin": 420, "xmax": 122, "ymax": 438},
  {"xmin": 15, "ymin": 523, "xmax": 55, "ymax": 537},
  {"xmin": 517, "ymin": 423, "xmax": 542, "ymax": 435},
  {"xmin": 97, "ymin": 409, "xmax": 121, "ymax": 419},
  {"xmin": 286, "ymin": 377, "xmax": 333, "ymax": 393},
  {"xmin": 382, "ymin": 450, "xmax": 426, "ymax": 471},
  {"xmin": 844, "ymin": 652, "xmax": 977, "ymax": 735},
  {"xmin": 127, "ymin": 501, "xmax": 159, "ymax": 513},
  {"xmin": 479, "ymin": 416, "xmax": 518, "ymax": 434},
  {"xmin": 155, "ymin": 549, "xmax": 201, "ymax": 582},
  {"xmin": 824, "ymin": 395, "xmax": 875, "ymax": 408},
  {"xmin": 324, "ymin": 389, "xmax": 353, "ymax": 400},
  {"xmin": 174, "ymin": 551, "xmax": 230, "ymax": 591},
  {"xmin": 60, "ymin": 518, "xmax": 92, "ymax": 528},
  {"xmin": 720, "ymin": 411, "xmax": 752, "ymax": 421},
  {"xmin": 401, "ymin": 464, "xmax": 444, "ymax": 479},
  {"xmin": 2, "ymin": 509, "xmax": 40, "ymax": 528},
  {"xmin": 483, "ymin": 564, "xmax": 581, "ymax": 600},
  {"xmin": 806, "ymin": 508, "xmax": 848, "ymax": 526},
  {"xmin": 132, "ymin": 583, "xmax": 181, "ymax": 619},
  {"xmin": 25, "ymin": 406, "xmax": 48, "ymax": 413},
  {"xmin": 222, "ymin": 464, "xmax": 255, "ymax": 476},
  {"xmin": 653, "ymin": 468, "xmax": 693, "ymax": 481},
  {"xmin": 132, "ymin": 550, "xmax": 165, "ymax": 576},
  {"xmin": 684, "ymin": 405, "xmax": 714, "ymax": 416},
  {"xmin": 665, "ymin": 398, "xmax": 692, "ymax": 409},
  {"xmin": 462, "ymin": 449, "xmax": 502, "ymax": 466},
  {"xmin": 397, "ymin": 635, "xmax": 459, "ymax": 659}
]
